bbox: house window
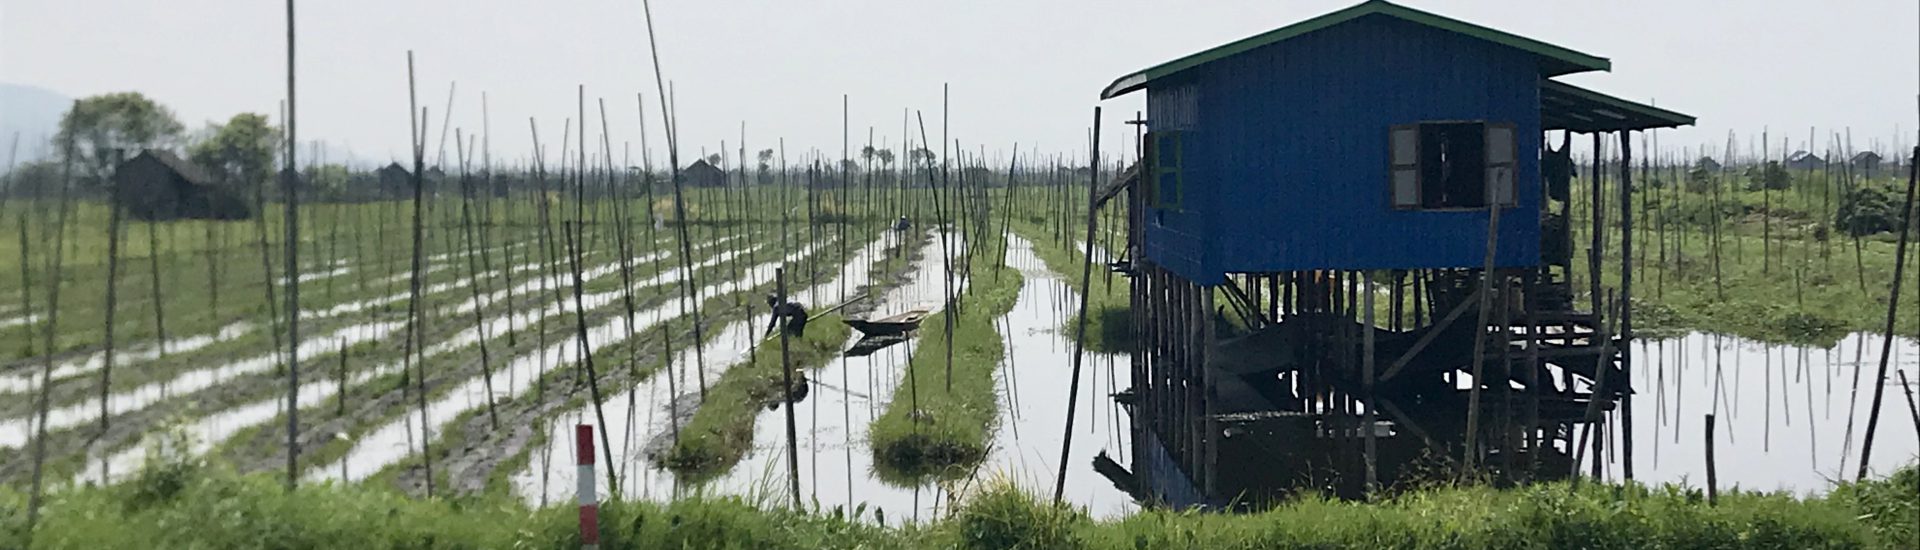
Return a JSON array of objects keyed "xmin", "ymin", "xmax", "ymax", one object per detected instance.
[
  {"xmin": 1390, "ymin": 122, "xmax": 1516, "ymax": 210},
  {"xmin": 1150, "ymin": 131, "xmax": 1184, "ymax": 210}
]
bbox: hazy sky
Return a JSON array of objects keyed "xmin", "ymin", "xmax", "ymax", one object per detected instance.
[{"xmin": 3, "ymin": 0, "xmax": 1917, "ymax": 167}]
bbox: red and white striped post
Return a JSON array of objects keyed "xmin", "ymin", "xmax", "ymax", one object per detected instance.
[{"xmin": 576, "ymin": 424, "xmax": 599, "ymax": 549}]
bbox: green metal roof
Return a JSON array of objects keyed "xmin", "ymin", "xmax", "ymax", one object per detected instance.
[
  {"xmin": 1099, "ymin": 0, "xmax": 1611, "ymax": 99},
  {"xmin": 1540, "ymin": 80, "xmax": 1695, "ymax": 133}
]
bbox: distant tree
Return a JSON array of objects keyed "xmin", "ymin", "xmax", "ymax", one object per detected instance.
[
  {"xmin": 705, "ymin": 153, "xmax": 722, "ymax": 166},
  {"xmin": 839, "ymin": 159, "xmax": 860, "ymax": 174},
  {"xmin": 2, "ymin": 160, "xmax": 62, "ymax": 198},
  {"xmin": 876, "ymin": 149, "xmax": 895, "ymax": 168},
  {"xmin": 911, "ymin": 147, "xmax": 937, "ymax": 167},
  {"xmin": 756, "ymin": 148, "xmax": 774, "ymax": 184},
  {"xmin": 55, "ymin": 92, "xmax": 185, "ymax": 186},
  {"xmin": 860, "ymin": 145, "xmax": 876, "ymax": 163},
  {"xmin": 188, "ymin": 113, "xmax": 280, "ymax": 191}
]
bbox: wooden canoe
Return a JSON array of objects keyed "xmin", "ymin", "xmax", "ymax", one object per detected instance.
[{"xmin": 843, "ymin": 309, "xmax": 929, "ymax": 337}]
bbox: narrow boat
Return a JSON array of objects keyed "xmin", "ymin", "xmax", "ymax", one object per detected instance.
[{"xmin": 842, "ymin": 309, "xmax": 929, "ymax": 337}]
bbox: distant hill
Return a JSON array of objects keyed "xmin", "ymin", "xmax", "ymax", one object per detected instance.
[{"xmin": 0, "ymin": 83, "xmax": 71, "ymax": 164}]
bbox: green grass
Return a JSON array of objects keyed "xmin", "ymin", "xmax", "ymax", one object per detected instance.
[
  {"xmin": 6, "ymin": 453, "xmax": 1913, "ymax": 549},
  {"xmin": 663, "ymin": 315, "xmax": 851, "ymax": 481},
  {"xmin": 866, "ymin": 255, "xmax": 1023, "ymax": 484}
]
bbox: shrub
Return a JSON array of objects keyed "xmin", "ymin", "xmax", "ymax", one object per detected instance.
[{"xmin": 1836, "ymin": 184, "xmax": 1904, "ymax": 236}]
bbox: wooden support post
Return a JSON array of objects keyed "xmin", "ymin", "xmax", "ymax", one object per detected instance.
[
  {"xmin": 1705, "ymin": 413, "xmax": 1718, "ymax": 506},
  {"xmin": 1619, "ymin": 130, "xmax": 1636, "ymax": 482},
  {"xmin": 1463, "ymin": 202, "xmax": 1502, "ymax": 474},
  {"xmin": 1362, "ymin": 271, "xmax": 1378, "ymax": 495},
  {"xmin": 1200, "ymin": 281, "xmax": 1217, "ymax": 497}
]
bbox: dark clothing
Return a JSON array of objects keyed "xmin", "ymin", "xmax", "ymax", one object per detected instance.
[{"xmin": 766, "ymin": 301, "xmax": 808, "ymax": 337}]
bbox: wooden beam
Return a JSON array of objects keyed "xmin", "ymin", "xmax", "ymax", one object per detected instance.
[{"xmin": 1378, "ymin": 286, "xmax": 1484, "ymax": 382}]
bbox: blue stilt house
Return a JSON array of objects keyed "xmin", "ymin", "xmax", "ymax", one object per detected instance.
[{"xmin": 1098, "ymin": 0, "xmax": 1693, "ymax": 508}]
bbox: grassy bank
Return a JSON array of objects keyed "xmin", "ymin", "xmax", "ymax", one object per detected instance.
[
  {"xmin": 661, "ymin": 315, "xmax": 851, "ymax": 481},
  {"xmin": 6, "ymin": 456, "xmax": 1914, "ymax": 549},
  {"xmin": 867, "ymin": 257, "xmax": 1024, "ymax": 483}
]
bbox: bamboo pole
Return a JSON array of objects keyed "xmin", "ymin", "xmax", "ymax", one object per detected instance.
[
  {"xmin": 282, "ymin": 0, "xmax": 302, "ymax": 491},
  {"xmin": 1619, "ymin": 130, "xmax": 1636, "ymax": 481},
  {"xmin": 776, "ymin": 268, "xmax": 801, "ymax": 508},
  {"xmin": 96, "ymin": 155, "xmax": 125, "ymax": 467},
  {"xmin": 25, "ymin": 124, "xmax": 75, "ymax": 535},
  {"xmin": 403, "ymin": 83, "xmax": 436, "ymax": 497},
  {"xmin": 1053, "ymin": 106, "xmax": 1100, "ymax": 505},
  {"xmin": 1462, "ymin": 199, "xmax": 1502, "ymax": 473},
  {"xmin": 454, "ymin": 129, "xmax": 499, "ymax": 429},
  {"xmin": 1705, "ymin": 413, "xmax": 1718, "ymax": 506},
  {"xmin": 1856, "ymin": 145, "xmax": 1920, "ymax": 480},
  {"xmin": 565, "ymin": 85, "xmax": 620, "ymax": 498}
]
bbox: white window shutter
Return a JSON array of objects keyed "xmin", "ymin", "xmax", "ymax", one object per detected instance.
[
  {"xmin": 1393, "ymin": 169, "xmax": 1419, "ymax": 208},
  {"xmin": 1390, "ymin": 125, "xmax": 1418, "ymax": 208},
  {"xmin": 1486, "ymin": 125, "xmax": 1515, "ymax": 165},
  {"xmin": 1485, "ymin": 124, "xmax": 1516, "ymax": 206},
  {"xmin": 1391, "ymin": 126, "xmax": 1417, "ymax": 166}
]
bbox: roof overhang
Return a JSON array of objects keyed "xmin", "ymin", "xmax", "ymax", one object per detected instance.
[
  {"xmin": 1540, "ymin": 80, "xmax": 1694, "ymax": 133},
  {"xmin": 1100, "ymin": 0, "xmax": 1610, "ymax": 99}
]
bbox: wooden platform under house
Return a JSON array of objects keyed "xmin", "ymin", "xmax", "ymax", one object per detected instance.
[{"xmin": 1091, "ymin": 1, "xmax": 1696, "ymax": 509}]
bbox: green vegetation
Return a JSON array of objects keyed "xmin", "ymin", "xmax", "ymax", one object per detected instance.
[
  {"xmin": 662, "ymin": 314, "xmax": 850, "ymax": 481},
  {"xmin": 867, "ymin": 259, "xmax": 1023, "ymax": 483},
  {"xmin": 1572, "ymin": 173, "xmax": 1920, "ymax": 345},
  {"xmin": 5, "ymin": 451, "xmax": 1913, "ymax": 549}
]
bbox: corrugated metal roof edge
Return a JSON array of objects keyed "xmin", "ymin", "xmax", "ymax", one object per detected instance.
[{"xmin": 1099, "ymin": 0, "xmax": 1611, "ymax": 99}]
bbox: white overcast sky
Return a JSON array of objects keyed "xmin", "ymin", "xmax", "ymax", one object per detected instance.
[{"xmin": 3, "ymin": 0, "xmax": 1917, "ymax": 167}]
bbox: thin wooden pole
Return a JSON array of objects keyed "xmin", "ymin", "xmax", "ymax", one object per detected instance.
[
  {"xmin": 1462, "ymin": 201, "xmax": 1502, "ymax": 473},
  {"xmin": 1705, "ymin": 413, "xmax": 1718, "ymax": 506},
  {"xmin": 777, "ymin": 267, "xmax": 801, "ymax": 508},
  {"xmin": 282, "ymin": 0, "xmax": 303, "ymax": 491},
  {"xmin": 1053, "ymin": 106, "xmax": 1100, "ymax": 505},
  {"xmin": 403, "ymin": 53, "xmax": 434, "ymax": 497},
  {"xmin": 1856, "ymin": 145, "xmax": 1920, "ymax": 480},
  {"xmin": 1362, "ymin": 270, "xmax": 1378, "ymax": 494},
  {"xmin": 26, "ymin": 120, "xmax": 76, "ymax": 535},
  {"xmin": 1618, "ymin": 130, "xmax": 1636, "ymax": 481},
  {"xmin": 97, "ymin": 154, "xmax": 125, "ymax": 463},
  {"xmin": 565, "ymin": 85, "xmax": 620, "ymax": 498}
]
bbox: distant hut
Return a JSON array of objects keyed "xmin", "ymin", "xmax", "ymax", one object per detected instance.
[
  {"xmin": 112, "ymin": 150, "xmax": 251, "ymax": 221},
  {"xmin": 683, "ymin": 159, "xmax": 727, "ymax": 187},
  {"xmin": 1785, "ymin": 150, "xmax": 1826, "ymax": 170},
  {"xmin": 1852, "ymin": 151, "xmax": 1883, "ymax": 178},
  {"xmin": 1694, "ymin": 156, "xmax": 1722, "ymax": 173},
  {"xmin": 377, "ymin": 162, "xmax": 414, "ymax": 198}
]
